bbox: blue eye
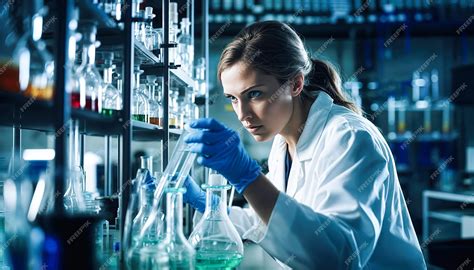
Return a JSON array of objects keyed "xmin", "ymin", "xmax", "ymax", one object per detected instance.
[
  {"xmin": 248, "ymin": 90, "xmax": 262, "ymax": 99},
  {"xmin": 225, "ymin": 95, "xmax": 237, "ymax": 103}
]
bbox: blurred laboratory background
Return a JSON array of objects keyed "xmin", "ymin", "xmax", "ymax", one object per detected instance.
[{"xmin": 0, "ymin": 0, "xmax": 473, "ymax": 269}]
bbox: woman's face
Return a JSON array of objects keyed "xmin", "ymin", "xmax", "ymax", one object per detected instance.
[{"xmin": 221, "ymin": 61, "xmax": 294, "ymax": 142}]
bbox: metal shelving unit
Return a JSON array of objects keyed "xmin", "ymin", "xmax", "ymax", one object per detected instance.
[{"xmin": 0, "ymin": 0, "xmax": 207, "ymax": 268}]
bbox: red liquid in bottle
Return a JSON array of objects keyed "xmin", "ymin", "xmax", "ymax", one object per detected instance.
[
  {"xmin": 71, "ymin": 92, "xmax": 82, "ymax": 109},
  {"xmin": 71, "ymin": 92, "xmax": 98, "ymax": 112}
]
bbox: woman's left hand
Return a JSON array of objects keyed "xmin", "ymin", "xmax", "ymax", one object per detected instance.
[{"xmin": 185, "ymin": 118, "xmax": 261, "ymax": 194}]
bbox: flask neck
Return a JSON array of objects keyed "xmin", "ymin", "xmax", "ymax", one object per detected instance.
[
  {"xmin": 81, "ymin": 44, "xmax": 96, "ymax": 67},
  {"xmin": 204, "ymin": 187, "xmax": 227, "ymax": 218},
  {"xmin": 165, "ymin": 191, "xmax": 185, "ymax": 238},
  {"xmin": 103, "ymin": 66, "xmax": 113, "ymax": 84}
]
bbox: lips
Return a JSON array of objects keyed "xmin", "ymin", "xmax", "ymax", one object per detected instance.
[{"xmin": 246, "ymin": 125, "xmax": 263, "ymax": 132}]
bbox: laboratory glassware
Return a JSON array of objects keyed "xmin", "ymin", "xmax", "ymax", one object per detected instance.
[
  {"xmin": 169, "ymin": 2, "xmax": 180, "ymax": 65},
  {"xmin": 0, "ymin": 2, "xmax": 23, "ymax": 93},
  {"xmin": 73, "ymin": 22, "xmax": 103, "ymax": 112},
  {"xmin": 142, "ymin": 7, "xmax": 156, "ymax": 50},
  {"xmin": 64, "ymin": 120, "xmax": 86, "ymax": 213},
  {"xmin": 177, "ymin": 18, "xmax": 194, "ymax": 76},
  {"xmin": 132, "ymin": 67, "xmax": 149, "ymax": 122},
  {"xmin": 194, "ymin": 58, "xmax": 207, "ymax": 96},
  {"xmin": 19, "ymin": 0, "xmax": 55, "ymax": 100},
  {"xmin": 169, "ymin": 87, "xmax": 180, "ymax": 128},
  {"xmin": 146, "ymin": 75, "xmax": 163, "ymax": 126},
  {"xmin": 128, "ymin": 183, "xmax": 166, "ymax": 269},
  {"xmin": 188, "ymin": 171, "xmax": 244, "ymax": 269},
  {"xmin": 156, "ymin": 187, "xmax": 196, "ymax": 269},
  {"xmin": 139, "ymin": 125, "xmax": 198, "ymax": 245},
  {"xmin": 101, "ymin": 52, "xmax": 122, "ymax": 117}
]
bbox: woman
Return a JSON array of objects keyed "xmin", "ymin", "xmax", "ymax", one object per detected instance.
[{"xmin": 183, "ymin": 21, "xmax": 426, "ymax": 269}]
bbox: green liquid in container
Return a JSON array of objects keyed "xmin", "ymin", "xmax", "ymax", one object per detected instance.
[
  {"xmin": 132, "ymin": 114, "xmax": 147, "ymax": 122},
  {"xmin": 101, "ymin": 108, "xmax": 119, "ymax": 117},
  {"xmin": 196, "ymin": 251, "xmax": 243, "ymax": 269}
]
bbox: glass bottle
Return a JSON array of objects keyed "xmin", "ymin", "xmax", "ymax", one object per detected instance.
[
  {"xmin": 19, "ymin": 0, "xmax": 55, "ymax": 100},
  {"xmin": 132, "ymin": 0, "xmax": 143, "ymax": 41},
  {"xmin": 101, "ymin": 52, "xmax": 122, "ymax": 117},
  {"xmin": 169, "ymin": 2, "xmax": 180, "ymax": 65},
  {"xmin": 194, "ymin": 58, "xmax": 207, "ymax": 97},
  {"xmin": 143, "ymin": 7, "xmax": 156, "ymax": 50},
  {"xmin": 0, "ymin": 3, "xmax": 23, "ymax": 93},
  {"xmin": 188, "ymin": 171, "xmax": 244, "ymax": 269},
  {"xmin": 169, "ymin": 87, "xmax": 180, "ymax": 128},
  {"xmin": 183, "ymin": 89, "xmax": 198, "ymax": 126},
  {"xmin": 132, "ymin": 67, "xmax": 149, "ymax": 122},
  {"xmin": 157, "ymin": 188, "xmax": 196, "ymax": 269},
  {"xmin": 73, "ymin": 23, "xmax": 103, "ymax": 112},
  {"xmin": 146, "ymin": 75, "xmax": 162, "ymax": 126},
  {"xmin": 177, "ymin": 18, "xmax": 193, "ymax": 76}
]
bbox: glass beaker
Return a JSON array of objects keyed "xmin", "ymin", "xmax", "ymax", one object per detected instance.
[
  {"xmin": 157, "ymin": 187, "xmax": 195, "ymax": 269},
  {"xmin": 188, "ymin": 171, "xmax": 244, "ymax": 269}
]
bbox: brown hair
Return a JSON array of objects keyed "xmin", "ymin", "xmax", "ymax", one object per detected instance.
[{"xmin": 217, "ymin": 20, "xmax": 361, "ymax": 115}]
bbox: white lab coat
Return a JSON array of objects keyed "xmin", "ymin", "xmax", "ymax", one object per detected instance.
[{"xmin": 229, "ymin": 91, "xmax": 427, "ymax": 269}]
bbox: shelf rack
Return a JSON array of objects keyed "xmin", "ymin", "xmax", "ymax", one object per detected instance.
[{"xmin": 0, "ymin": 0, "xmax": 208, "ymax": 268}]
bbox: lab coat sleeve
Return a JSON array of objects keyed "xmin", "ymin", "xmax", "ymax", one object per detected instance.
[
  {"xmin": 258, "ymin": 123, "xmax": 390, "ymax": 269},
  {"xmin": 227, "ymin": 172, "xmax": 271, "ymax": 243}
]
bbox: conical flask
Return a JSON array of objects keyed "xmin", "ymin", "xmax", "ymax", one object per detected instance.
[
  {"xmin": 157, "ymin": 187, "xmax": 195, "ymax": 269},
  {"xmin": 188, "ymin": 171, "xmax": 244, "ymax": 269}
]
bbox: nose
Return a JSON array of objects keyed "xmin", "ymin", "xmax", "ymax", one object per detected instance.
[{"xmin": 236, "ymin": 100, "xmax": 253, "ymax": 123}]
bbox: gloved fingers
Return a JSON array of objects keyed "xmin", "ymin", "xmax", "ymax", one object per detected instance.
[
  {"xmin": 190, "ymin": 118, "xmax": 227, "ymax": 131},
  {"xmin": 187, "ymin": 142, "xmax": 222, "ymax": 157},
  {"xmin": 184, "ymin": 130, "xmax": 229, "ymax": 145},
  {"xmin": 196, "ymin": 155, "xmax": 214, "ymax": 168}
]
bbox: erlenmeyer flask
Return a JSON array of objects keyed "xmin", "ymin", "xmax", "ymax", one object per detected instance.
[
  {"xmin": 188, "ymin": 171, "xmax": 244, "ymax": 269},
  {"xmin": 131, "ymin": 183, "xmax": 164, "ymax": 247},
  {"xmin": 156, "ymin": 187, "xmax": 195, "ymax": 269},
  {"xmin": 136, "ymin": 125, "xmax": 197, "ymax": 266}
]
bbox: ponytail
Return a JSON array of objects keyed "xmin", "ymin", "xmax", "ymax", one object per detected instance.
[{"xmin": 304, "ymin": 59, "xmax": 361, "ymax": 115}]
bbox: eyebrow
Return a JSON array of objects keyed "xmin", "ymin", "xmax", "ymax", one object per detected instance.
[{"xmin": 224, "ymin": 84, "xmax": 265, "ymax": 97}]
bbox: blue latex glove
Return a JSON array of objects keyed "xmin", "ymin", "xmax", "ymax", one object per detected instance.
[
  {"xmin": 185, "ymin": 118, "xmax": 261, "ymax": 194},
  {"xmin": 182, "ymin": 175, "xmax": 207, "ymax": 213},
  {"xmin": 182, "ymin": 176, "xmax": 221, "ymax": 213}
]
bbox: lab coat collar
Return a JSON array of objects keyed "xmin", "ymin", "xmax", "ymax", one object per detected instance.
[
  {"xmin": 270, "ymin": 91, "xmax": 333, "ymax": 197},
  {"xmin": 271, "ymin": 91, "xmax": 334, "ymax": 163},
  {"xmin": 296, "ymin": 91, "xmax": 334, "ymax": 162}
]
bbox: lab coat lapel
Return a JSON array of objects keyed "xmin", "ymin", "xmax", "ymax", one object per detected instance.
[
  {"xmin": 270, "ymin": 135, "xmax": 287, "ymax": 193},
  {"xmin": 287, "ymin": 91, "xmax": 334, "ymax": 198}
]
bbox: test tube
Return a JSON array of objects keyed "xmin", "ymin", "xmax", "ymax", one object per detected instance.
[{"xmin": 140, "ymin": 125, "xmax": 197, "ymax": 239}]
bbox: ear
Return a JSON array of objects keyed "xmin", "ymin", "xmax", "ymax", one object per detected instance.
[{"xmin": 290, "ymin": 73, "xmax": 304, "ymax": 97}]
